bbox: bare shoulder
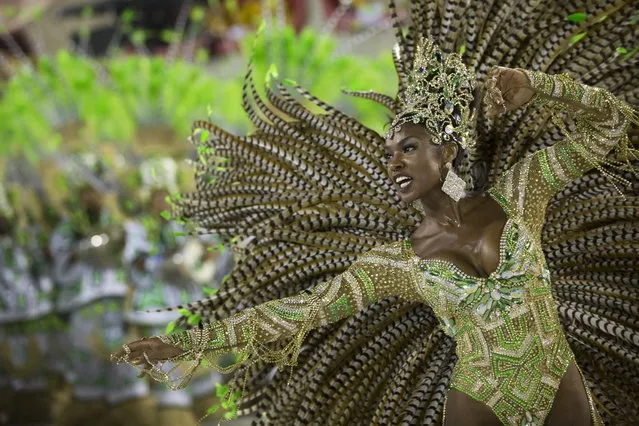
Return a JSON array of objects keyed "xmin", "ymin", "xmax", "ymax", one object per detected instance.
[{"xmin": 461, "ymin": 193, "xmax": 506, "ymax": 225}]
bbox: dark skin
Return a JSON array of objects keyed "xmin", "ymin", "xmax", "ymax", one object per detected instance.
[
  {"xmin": 113, "ymin": 67, "xmax": 593, "ymax": 424},
  {"xmin": 388, "ymin": 125, "xmax": 508, "ymax": 278},
  {"xmin": 387, "ymin": 128, "xmax": 591, "ymax": 426}
]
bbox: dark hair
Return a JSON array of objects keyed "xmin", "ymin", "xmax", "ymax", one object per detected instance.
[{"xmin": 438, "ymin": 85, "xmax": 487, "ymax": 193}]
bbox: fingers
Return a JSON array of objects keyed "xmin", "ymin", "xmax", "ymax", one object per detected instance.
[
  {"xmin": 110, "ymin": 342, "xmax": 133, "ymax": 363},
  {"xmin": 486, "ymin": 66, "xmax": 507, "ymax": 83},
  {"xmin": 111, "ymin": 339, "xmax": 175, "ymax": 364},
  {"xmin": 111, "ymin": 337, "xmax": 184, "ymax": 373},
  {"xmin": 484, "ymin": 66, "xmax": 530, "ymax": 116},
  {"xmin": 484, "ymin": 68, "xmax": 507, "ymax": 117},
  {"xmin": 110, "ymin": 340, "xmax": 150, "ymax": 364},
  {"xmin": 143, "ymin": 351, "xmax": 158, "ymax": 367},
  {"xmin": 134, "ymin": 352, "xmax": 158, "ymax": 377}
]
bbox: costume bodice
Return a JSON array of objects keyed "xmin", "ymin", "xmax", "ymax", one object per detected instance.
[{"xmin": 405, "ymin": 212, "xmax": 573, "ymax": 426}]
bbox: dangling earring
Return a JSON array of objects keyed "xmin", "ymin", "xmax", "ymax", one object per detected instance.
[{"xmin": 441, "ymin": 162, "xmax": 466, "ymax": 202}]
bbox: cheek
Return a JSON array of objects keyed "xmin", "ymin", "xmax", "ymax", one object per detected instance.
[{"xmin": 413, "ymin": 151, "xmax": 441, "ymax": 179}]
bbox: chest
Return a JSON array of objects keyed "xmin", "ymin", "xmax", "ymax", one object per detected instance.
[
  {"xmin": 411, "ymin": 217, "xmax": 507, "ymax": 278},
  {"xmin": 413, "ymin": 220, "xmax": 547, "ymax": 327}
]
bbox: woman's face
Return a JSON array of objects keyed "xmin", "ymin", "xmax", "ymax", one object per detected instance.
[{"xmin": 384, "ymin": 123, "xmax": 447, "ymax": 203}]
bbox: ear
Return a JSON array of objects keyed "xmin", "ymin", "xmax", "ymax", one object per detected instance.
[
  {"xmin": 470, "ymin": 85, "xmax": 483, "ymax": 119},
  {"xmin": 440, "ymin": 142, "xmax": 459, "ymax": 165}
]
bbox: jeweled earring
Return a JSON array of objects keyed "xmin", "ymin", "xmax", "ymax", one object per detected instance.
[{"xmin": 441, "ymin": 162, "xmax": 466, "ymax": 202}]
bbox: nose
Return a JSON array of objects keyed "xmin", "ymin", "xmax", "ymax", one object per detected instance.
[{"xmin": 388, "ymin": 153, "xmax": 404, "ymax": 171}]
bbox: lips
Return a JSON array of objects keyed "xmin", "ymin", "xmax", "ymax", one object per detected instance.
[{"xmin": 393, "ymin": 174, "xmax": 413, "ymax": 193}]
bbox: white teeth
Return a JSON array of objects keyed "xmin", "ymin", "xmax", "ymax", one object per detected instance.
[
  {"xmin": 395, "ymin": 176, "xmax": 412, "ymax": 185},
  {"xmin": 399, "ymin": 181, "xmax": 411, "ymax": 189}
]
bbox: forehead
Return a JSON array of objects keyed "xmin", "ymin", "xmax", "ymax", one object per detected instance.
[{"xmin": 384, "ymin": 123, "xmax": 431, "ymax": 148}]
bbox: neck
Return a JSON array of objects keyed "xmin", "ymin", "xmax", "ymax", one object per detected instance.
[{"xmin": 418, "ymin": 188, "xmax": 461, "ymax": 227}]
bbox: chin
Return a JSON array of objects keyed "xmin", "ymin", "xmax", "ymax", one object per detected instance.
[
  {"xmin": 395, "ymin": 180, "xmax": 430, "ymax": 203},
  {"xmin": 397, "ymin": 190, "xmax": 418, "ymax": 204}
]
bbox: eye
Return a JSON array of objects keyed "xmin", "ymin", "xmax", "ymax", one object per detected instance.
[
  {"xmin": 383, "ymin": 152, "xmax": 392, "ymax": 160},
  {"xmin": 403, "ymin": 144, "xmax": 416, "ymax": 153}
]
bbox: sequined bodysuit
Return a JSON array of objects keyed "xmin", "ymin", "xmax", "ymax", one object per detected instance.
[{"xmin": 157, "ymin": 73, "xmax": 634, "ymax": 425}]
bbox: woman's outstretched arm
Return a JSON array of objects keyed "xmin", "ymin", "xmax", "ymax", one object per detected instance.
[{"xmin": 111, "ymin": 242, "xmax": 423, "ymax": 387}]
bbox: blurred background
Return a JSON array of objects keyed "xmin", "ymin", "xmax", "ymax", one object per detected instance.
[{"xmin": 0, "ymin": 0, "xmax": 403, "ymax": 425}]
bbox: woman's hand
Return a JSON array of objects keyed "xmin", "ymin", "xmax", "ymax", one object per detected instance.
[
  {"xmin": 111, "ymin": 337, "xmax": 184, "ymax": 373},
  {"xmin": 484, "ymin": 67, "xmax": 536, "ymax": 116}
]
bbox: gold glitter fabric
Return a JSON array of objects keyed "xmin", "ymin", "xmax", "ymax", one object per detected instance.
[
  {"xmin": 408, "ymin": 219, "xmax": 578, "ymax": 426},
  {"xmin": 138, "ymin": 73, "xmax": 634, "ymax": 426},
  {"xmin": 158, "ymin": 228, "xmax": 579, "ymax": 426}
]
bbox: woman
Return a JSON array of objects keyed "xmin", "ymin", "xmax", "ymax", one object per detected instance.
[
  {"xmin": 114, "ymin": 56, "xmax": 636, "ymax": 426},
  {"xmin": 113, "ymin": 2, "xmax": 638, "ymax": 425}
]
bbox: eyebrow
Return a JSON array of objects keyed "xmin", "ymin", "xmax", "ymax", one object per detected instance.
[{"xmin": 384, "ymin": 137, "xmax": 417, "ymax": 151}]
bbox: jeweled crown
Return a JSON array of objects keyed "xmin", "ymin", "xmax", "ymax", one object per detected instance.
[{"xmin": 387, "ymin": 38, "xmax": 477, "ymax": 150}]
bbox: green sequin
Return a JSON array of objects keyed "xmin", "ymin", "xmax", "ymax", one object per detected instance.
[
  {"xmin": 150, "ymin": 70, "xmax": 634, "ymax": 426},
  {"xmin": 557, "ymin": 145, "xmax": 580, "ymax": 177},
  {"xmin": 356, "ymin": 268, "xmax": 377, "ymax": 304},
  {"xmin": 328, "ymin": 295, "xmax": 351, "ymax": 322},
  {"xmin": 266, "ymin": 302, "xmax": 304, "ymax": 321},
  {"xmin": 209, "ymin": 326, "xmax": 226, "ymax": 348},
  {"xmin": 417, "ymin": 217, "xmax": 573, "ymax": 426},
  {"xmin": 537, "ymin": 150, "xmax": 561, "ymax": 189}
]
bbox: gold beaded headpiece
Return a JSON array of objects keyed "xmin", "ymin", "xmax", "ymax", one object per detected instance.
[{"xmin": 387, "ymin": 38, "xmax": 477, "ymax": 150}]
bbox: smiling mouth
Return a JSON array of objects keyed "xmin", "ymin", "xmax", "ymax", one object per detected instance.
[{"xmin": 394, "ymin": 176, "xmax": 413, "ymax": 193}]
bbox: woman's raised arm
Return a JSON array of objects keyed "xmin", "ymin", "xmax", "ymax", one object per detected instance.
[{"xmin": 486, "ymin": 67, "xmax": 637, "ymax": 242}]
